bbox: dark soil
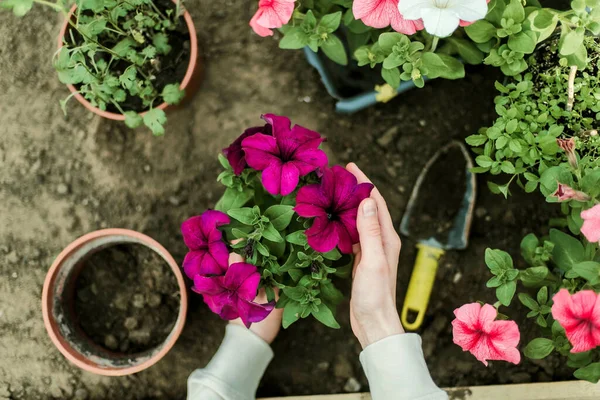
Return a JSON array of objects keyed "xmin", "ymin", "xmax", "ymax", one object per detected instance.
[
  {"xmin": 74, "ymin": 244, "xmax": 180, "ymax": 354},
  {"xmin": 405, "ymin": 145, "xmax": 468, "ymax": 243}
]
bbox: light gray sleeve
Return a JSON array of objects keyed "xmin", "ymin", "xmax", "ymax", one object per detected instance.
[
  {"xmin": 187, "ymin": 324, "xmax": 274, "ymax": 400},
  {"xmin": 359, "ymin": 333, "xmax": 448, "ymax": 400}
]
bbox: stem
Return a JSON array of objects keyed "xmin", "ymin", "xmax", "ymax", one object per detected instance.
[
  {"xmin": 148, "ymin": 0, "xmax": 169, "ymax": 21},
  {"xmin": 430, "ymin": 36, "xmax": 440, "ymax": 53},
  {"xmin": 566, "ymin": 65, "xmax": 577, "ymax": 112},
  {"xmin": 33, "ymin": 0, "xmax": 63, "ymax": 12}
]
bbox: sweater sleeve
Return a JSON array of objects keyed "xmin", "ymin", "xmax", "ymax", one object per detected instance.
[
  {"xmin": 187, "ymin": 324, "xmax": 274, "ymax": 400},
  {"xmin": 359, "ymin": 333, "xmax": 448, "ymax": 400}
]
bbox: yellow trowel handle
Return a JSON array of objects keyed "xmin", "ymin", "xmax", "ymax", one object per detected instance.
[{"xmin": 401, "ymin": 243, "xmax": 445, "ymax": 331}]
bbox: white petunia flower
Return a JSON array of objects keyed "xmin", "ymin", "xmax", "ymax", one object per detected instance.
[{"xmin": 398, "ymin": 0, "xmax": 489, "ymax": 38}]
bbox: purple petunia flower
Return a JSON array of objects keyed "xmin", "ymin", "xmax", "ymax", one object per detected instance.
[
  {"xmin": 193, "ymin": 262, "xmax": 275, "ymax": 327},
  {"xmin": 181, "ymin": 210, "xmax": 230, "ymax": 279},
  {"xmin": 295, "ymin": 166, "xmax": 374, "ymax": 254},
  {"xmin": 223, "ymin": 124, "xmax": 272, "ymax": 175},
  {"xmin": 241, "ymin": 114, "xmax": 328, "ymax": 196}
]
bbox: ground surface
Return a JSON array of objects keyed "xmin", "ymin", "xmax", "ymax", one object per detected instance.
[{"xmin": 0, "ymin": 1, "xmax": 572, "ymax": 399}]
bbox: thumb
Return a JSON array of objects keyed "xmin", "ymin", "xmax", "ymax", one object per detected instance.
[{"xmin": 356, "ymin": 198, "xmax": 386, "ymax": 261}]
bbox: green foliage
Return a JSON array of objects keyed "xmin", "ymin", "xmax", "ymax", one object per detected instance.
[
  {"xmin": 213, "ymin": 157, "xmax": 349, "ymax": 329},
  {"xmin": 4, "ymin": 0, "xmax": 189, "ymax": 134}
]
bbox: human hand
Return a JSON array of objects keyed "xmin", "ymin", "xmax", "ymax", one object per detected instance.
[
  {"xmin": 347, "ymin": 163, "xmax": 405, "ymax": 349},
  {"xmin": 228, "ymin": 252, "xmax": 283, "ymax": 344}
]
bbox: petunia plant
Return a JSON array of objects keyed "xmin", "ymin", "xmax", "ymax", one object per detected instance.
[
  {"xmin": 181, "ymin": 114, "xmax": 373, "ymax": 329},
  {"xmin": 249, "ymin": 0, "xmax": 492, "ymax": 91},
  {"xmin": 1, "ymin": 0, "xmax": 188, "ymax": 135}
]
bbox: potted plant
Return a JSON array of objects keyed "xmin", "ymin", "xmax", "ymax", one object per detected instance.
[
  {"xmin": 248, "ymin": 0, "xmax": 491, "ymax": 112},
  {"xmin": 180, "ymin": 113, "xmax": 372, "ymax": 328},
  {"xmin": 1, "ymin": 0, "xmax": 202, "ymax": 135},
  {"xmin": 456, "ymin": 0, "xmax": 600, "ymax": 384}
]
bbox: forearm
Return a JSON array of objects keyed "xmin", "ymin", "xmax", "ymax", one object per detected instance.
[
  {"xmin": 360, "ymin": 333, "xmax": 447, "ymax": 400},
  {"xmin": 187, "ymin": 324, "xmax": 274, "ymax": 400}
]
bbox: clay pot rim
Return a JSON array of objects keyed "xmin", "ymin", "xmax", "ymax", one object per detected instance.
[
  {"xmin": 56, "ymin": 3, "xmax": 198, "ymax": 121},
  {"xmin": 41, "ymin": 228, "xmax": 188, "ymax": 376}
]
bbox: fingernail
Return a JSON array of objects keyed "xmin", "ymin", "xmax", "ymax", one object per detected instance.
[{"xmin": 363, "ymin": 199, "xmax": 376, "ymax": 217}]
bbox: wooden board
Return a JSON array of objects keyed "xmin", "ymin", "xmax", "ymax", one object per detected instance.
[{"xmin": 261, "ymin": 381, "xmax": 600, "ymax": 400}]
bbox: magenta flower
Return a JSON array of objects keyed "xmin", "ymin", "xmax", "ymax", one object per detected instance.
[
  {"xmin": 242, "ymin": 114, "xmax": 328, "ymax": 196},
  {"xmin": 181, "ymin": 210, "xmax": 230, "ymax": 279},
  {"xmin": 295, "ymin": 166, "xmax": 374, "ymax": 254},
  {"xmin": 223, "ymin": 124, "xmax": 272, "ymax": 175},
  {"xmin": 193, "ymin": 262, "xmax": 275, "ymax": 327}
]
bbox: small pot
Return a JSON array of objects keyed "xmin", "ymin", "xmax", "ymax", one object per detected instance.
[
  {"xmin": 57, "ymin": 2, "xmax": 202, "ymax": 121},
  {"xmin": 41, "ymin": 229, "xmax": 188, "ymax": 376}
]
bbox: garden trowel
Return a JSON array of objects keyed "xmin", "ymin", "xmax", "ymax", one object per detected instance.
[{"xmin": 399, "ymin": 141, "xmax": 476, "ymax": 331}]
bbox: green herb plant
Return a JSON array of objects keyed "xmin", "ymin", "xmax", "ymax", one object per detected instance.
[{"xmin": 1, "ymin": 0, "xmax": 188, "ymax": 135}]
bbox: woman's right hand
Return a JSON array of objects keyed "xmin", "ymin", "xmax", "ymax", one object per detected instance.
[{"xmin": 347, "ymin": 163, "xmax": 405, "ymax": 349}]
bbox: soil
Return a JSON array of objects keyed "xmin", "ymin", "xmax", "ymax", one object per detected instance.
[
  {"xmin": 404, "ymin": 145, "xmax": 467, "ymax": 243},
  {"xmin": 66, "ymin": 0, "xmax": 191, "ymax": 113},
  {"xmin": 74, "ymin": 244, "xmax": 179, "ymax": 354},
  {"xmin": 0, "ymin": 0, "xmax": 576, "ymax": 399}
]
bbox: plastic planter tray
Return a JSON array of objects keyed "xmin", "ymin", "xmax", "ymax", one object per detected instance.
[
  {"xmin": 262, "ymin": 380, "xmax": 600, "ymax": 400},
  {"xmin": 303, "ymin": 47, "xmax": 422, "ymax": 114}
]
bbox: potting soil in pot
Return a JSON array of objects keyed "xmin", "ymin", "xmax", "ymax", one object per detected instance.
[{"xmin": 74, "ymin": 244, "xmax": 179, "ymax": 354}]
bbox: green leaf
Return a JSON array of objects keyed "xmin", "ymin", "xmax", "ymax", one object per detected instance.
[
  {"xmin": 549, "ymin": 229, "xmax": 585, "ymax": 271},
  {"xmin": 485, "ymin": 248, "xmax": 514, "ymax": 274},
  {"xmin": 466, "ymin": 134, "xmax": 487, "ymax": 146},
  {"xmin": 255, "ymin": 241, "xmax": 269, "ymax": 257},
  {"xmin": 378, "ymin": 32, "xmax": 404, "ymax": 52},
  {"xmin": 311, "ymin": 303, "xmax": 340, "ymax": 329},
  {"xmin": 319, "ymin": 12, "xmax": 342, "ymax": 32},
  {"xmin": 279, "ymin": 27, "xmax": 308, "ymax": 49},
  {"xmin": 524, "ymin": 338, "xmax": 554, "ymax": 359},
  {"xmin": 112, "ymin": 37, "xmax": 136, "ymax": 57},
  {"xmin": 465, "ymin": 20, "xmax": 497, "ymax": 43},
  {"xmin": 560, "ymin": 28, "xmax": 585, "ymax": 56},
  {"xmin": 381, "ymin": 67, "xmax": 401, "ymax": 88},
  {"xmin": 79, "ymin": 19, "xmax": 107, "ymax": 37},
  {"xmin": 124, "ymin": 111, "xmax": 143, "ymax": 129},
  {"xmin": 1, "ymin": 0, "xmax": 34, "ymax": 16},
  {"xmin": 447, "ymin": 38, "xmax": 484, "ymax": 65},
  {"xmin": 264, "ymin": 205, "xmax": 295, "ymax": 231},
  {"xmin": 262, "ymin": 222, "xmax": 284, "ymax": 242},
  {"xmin": 421, "ymin": 52, "xmax": 465, "ymax": 80},
  {"xmin": 323, "ymin": 248, "xmax": 342, "ymax": 261},
  {"xmin": 503, "ymin": 0, "xmax": 525, "ymax": 23},
  {"xmin": 153, "ymin": 32, "xmax": 172, "ymax": 55},
  {"xmin": 282, "ymin": 301, "xmax": 303, "ymax": 328},
  {"xmin": 119, "ymin": 67, "xmax": 137, "ymax": 90},
  {"xmin": 518, "ymin": 293, "xmax": 539, "ymax": 310},
  {"xmin": 143, "ymin": 108, "xmax": 167, "ymax": 136},
  {"xmin": 78, "ymin": 0, "xmax": 104, "ymax": 12},
  {"xmin": 537, "ymin": 286, "xmax": 548, "ymax": 305},
  {"xmin": 227, "ymin": 207, "xmax": 256, "ymax": 225},
  {"xmin": 215, "ymin": 187, "xmax": 254, "ymax": 212},
  {"xmin": 286, "ymin": 231, "xmax": 308, "ymax": 246},
  {"xmin": 496, "ymin": 280, "xmax": 517, "ymax": 306},
  {"xmin": 520, "ymin": 233, "xmax": 539, "ymax": 264},
  {"xmin": 574, "ymin": 363, "xmax": 600, "ymax": 384},
  {"xmin": 572, "ymin": 261, "xmax": 600, "ymax": 283},
  {"xmin": 568, "ymin": 351, "xmax": 593, "ymax": 368},
  {"xmin": 162, "ymin": 84, "xmax": 185, "ymax": 105},
  {"xmin": 320, "ymin": 280, "xmax": 344, "ymax": 305},
  {"xmin": 508, "ymin": 31, "xmax": 537, "ymax": 54},
  {"xmin": 321, "ymin": 34, "xmax": 348, "ymax": 65}
]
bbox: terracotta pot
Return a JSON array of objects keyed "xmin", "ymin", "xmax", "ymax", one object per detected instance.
[
  {"xmin": 41, "ymin": 229, "xmax": 188, "ymax": 376},
  {"xmin": 57, "ymin": 2, "xmax": 202, "ymax": 121}
]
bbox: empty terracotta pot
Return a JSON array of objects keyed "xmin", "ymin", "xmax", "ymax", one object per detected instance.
[
  {"xmin": 57, "ymin": 2, "xmax": 202, "ymax": 121},
  {"xmin": 41, "ymin": 229, "xmax": 188, "ymax": 376}
]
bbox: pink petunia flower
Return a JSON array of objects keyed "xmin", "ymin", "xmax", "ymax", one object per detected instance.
[
  {"xmin": 242, "ymin": 114, "xmax": 328, "ymax": 196},
  {"xmin": 193, "ymin": 262, "xmax": 275, "ymax": 327},
  {"xmin": 353, "ymin": 0, "xmax": 424, "ymax": 34},
  {"xmin": 250, "ymin": 0, "xmax": 295, "ymax": 37},
  {"xmin": 223, "ymin": 124, "xmax": 272, "ymax": 175},
  {"xmin": 581, "ymin": 205, "xmax": 600, "ymax": 244},
  {"xmin": 552, "ymin": 289, "xmax": 600, "ymax": 353},
  {"xmin": 452, "ymin": 303, "xmax": 521, "ymax": 366},
  {"xmin": 181, "ymin": 211, "xmax": 230, "ymax": 279},
  {"xmin": 295, "ymin": 166, "xmax": 374, "ymax": 254},
  {"xmin": 552, "ymin": 182, "xmax": 590, "ymax": 202},
  {"xmin": 557, "ymin": 138, "xmax": 578, "ymax": 169}
]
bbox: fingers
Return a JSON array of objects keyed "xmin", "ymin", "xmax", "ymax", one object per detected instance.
[
  {"xmin": 356, "ymin": 198, "xmax": 387, "ymax": 267},
  {"xmin": 229, "ymin": 252, "xmax": 245, "ymax": 265}
]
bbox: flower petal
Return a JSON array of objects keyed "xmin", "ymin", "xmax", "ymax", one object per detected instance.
[
  {"xmin": 181, "ymin": 215, "xmax": 208, "ymax": 250},
  {"xmin": 242, "ymin": 134, "xmax": 280, "ymax": 170},
  {"xmin": 306, "ymin": 216, "xmax": 339, "ymax": 253},
  {"xmin": 421, "ymin": 6, "xmax": 461, "ymax": 37},
  {"xmin": 397, "ymin": 0, "xmax": 431, "ymax": 20},
  {"xmin": 280, "ymin": 162, "xmax": 300, "ymax": 196},
  {"xmin": 224, "ymin": 262, "xmax": 259, "ymax": 290},
  {"xmin": 208, "ymin": 240, "xmax": 230, "ymax": 269},
  {"xmin": 338, "ymin": 208, "xmax": 359, "ymax": 243},
  {"xmin": 182, "ymin": 251, "xmax": 206, "ymax": 279},
  {"xmin": 201, "ymin": 210, "xmax": 230, "ymax": 238},
  {"xmin": 223, "ymin": 126, "xmax": 267, "ymax": 175},
  {"xmin": 291, "ymin": 148, "xmax": 328, "ymax": 175},
  {"xmin": 193, "ymin": 275, "xmax": 226, "ymax": 296},
  {"xmin": 335, "ymin": 222, "xmax": 354, "ymax": 254},
  {"xmin": 255, "ymin": 0, "xmax": 295, "ymax": 29},
  {"xmin": 331, "ymin": 166, "xmax": 358, "ymax": 210},
  {"xmin": 453, "ymin": 303, "xmax": 496, "ymax": 329},
  {"xmin": 250, "ymin": 10, "xmax": 274, "ymax": 37},
  {"xmin": 447, "ymin": 0, "xmax": 489, "ymax": 22},
  {"xmin": 296, "ymin": 184, "xmax": 330, "ymax": 213},
  {"xmin": 261, "ymin": 162, "xmax": 282, "ymax": 195},
  {"xmin": 452, "ymin": 318, "xmax": 480, "ymax": 351},
  {"xmin": 217, "ymin": 303, "xmax": 240, "ymax": 321},
  {"xmin": 581, "ymin": 205, "xmax": 600, "ymax": 243},
  {"xmin": 552, "ymin": 289, "xmax": 600, "ymax": 352},
  {"xmin": 339, "ymin": 182, "xmax": 374, "ymax": 211},
  {"xmin": 262, "ymin": 113, "xmax": 292, "ymax": 137},
  {"xmin": 237, "ymin": 298, "xmax": 275, "ymax": 327}
]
